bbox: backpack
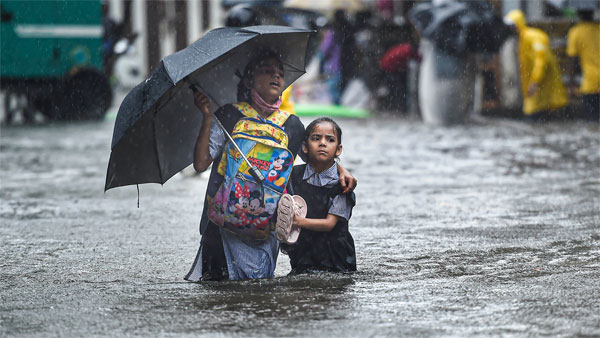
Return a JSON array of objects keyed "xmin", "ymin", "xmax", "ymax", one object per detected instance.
[{"xmin": 206, "ymin": 102, "xmax": 294, "ymax": 240}]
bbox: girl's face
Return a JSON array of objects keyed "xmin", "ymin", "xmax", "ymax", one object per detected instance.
[
  {"xmin": 250, "ymin": 58, "xmax": 285, "ymax": 104},
  {"xmin": 302, "ymin": 122, "xmax": 342, "ymax": 167}
]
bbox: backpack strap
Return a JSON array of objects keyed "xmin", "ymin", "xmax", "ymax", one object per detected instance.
[
  {"xmin": 287, "ymin": 164, "xmax": 307, "ymax": 195},
  {"xmin": 232, "ymin": 102, "xmax": 292, "ymax": 149},
  {"xmin": 233, "ymin": 102, "xmax": 292, "ymax": 128},
  {"xmin": 215, "ymin": 105, "xmax": 244, "ymax": 135}
]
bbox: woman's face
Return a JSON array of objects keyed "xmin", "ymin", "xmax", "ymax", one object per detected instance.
[{"xmin": 250, "ymin": 58, "xmax": 285, "ymax": 104}]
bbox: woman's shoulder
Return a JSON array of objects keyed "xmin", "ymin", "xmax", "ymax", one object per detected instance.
[
  {"xmin": 215, "ymin": 104, "xmax": 242, "ymax": 120},
  {"xmin": 283, "ymin": 114, "xmax": 304, "ymax": 130},
  {"xmin": 283, "ymin": 114, "xmax": 305, "ymax": 142},
  {"xmin": 215, "ymin": 104, "xmax": 244, "ymax": 132},
  {"xmin": 283, "ymin": 114, "xmax": 305, "ymax": 158}
]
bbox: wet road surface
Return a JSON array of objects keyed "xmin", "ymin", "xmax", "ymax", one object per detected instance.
[{"xmin": 1, "ymin": 116, "xmax": 599, "ymax": 336}]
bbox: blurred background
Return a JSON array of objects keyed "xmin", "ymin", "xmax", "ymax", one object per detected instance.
[{"xmin": 1, "ymin": 0, "xmax": 598, "ymax": 124}]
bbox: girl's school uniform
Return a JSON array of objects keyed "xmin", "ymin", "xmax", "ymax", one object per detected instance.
[
  {"xmin": 283, "ymin": 163, "xmax": 356, "ymax": 273},
  {"xmin": 185, "ymin": 103, "xmax": 304, "ymax": 281}
]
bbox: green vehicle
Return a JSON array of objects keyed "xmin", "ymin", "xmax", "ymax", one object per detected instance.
[{"xmin": 1, "ymin": 0, "xmax": 112, "ymax": 121}]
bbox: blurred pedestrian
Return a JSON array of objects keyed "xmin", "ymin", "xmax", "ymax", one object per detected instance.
[
  {"xmin": 567, "ymin": 9, "xmax": 599, "ymax": 121},
  {"xmin": 320, "ymin": 10, "xmax": 350, "ymax": 105},
  {"xmin": 101, "ymin": 0, "xmax": 134, "ymax": 78},
  {"xmin": 351, "ymin": 10, "xmax": 376, "ymax": 83},
  {"xmin": 504, "ymin": 10, "xmax": 568, "ymax": 122},
  {"xmin": 378, "ymin": 17, "xmax": 419, "ymax": 113}
]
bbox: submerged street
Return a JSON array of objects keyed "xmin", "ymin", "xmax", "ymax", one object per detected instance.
[{"xmin": 1, "ymin": 115, "xmax": 599, "ymax": 336}]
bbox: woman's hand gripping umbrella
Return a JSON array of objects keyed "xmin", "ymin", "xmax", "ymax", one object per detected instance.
[{"xmin": 190, "ymin": 85, "xmax": 265, "ymax": 186}]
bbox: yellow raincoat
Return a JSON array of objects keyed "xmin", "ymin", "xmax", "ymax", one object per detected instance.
[
  {"xmin": 567, "ymin": 22, "xmax": 600, "ymax": 94},
  {"xmin": 506, "ymin": 10, "xmax": 568, "ymax": 115},
  {"xmin": 279, "ymin": 86, "xmax": 296, "ymax": 115}
]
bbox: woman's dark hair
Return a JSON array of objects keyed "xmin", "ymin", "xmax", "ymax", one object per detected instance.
[
  {"xmin": 236, "ymin": 49, "xmax": 284, "ymax": 102},
  {"xmin": 302, "ymin": 117, "xmax": 343, "ymax": 160}
]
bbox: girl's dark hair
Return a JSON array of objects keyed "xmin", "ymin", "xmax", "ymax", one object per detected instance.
[
  {"xmin": 236, "ymin": 49, "xmax": 284, "ymax": 102},
  {"xmin": 302, "ymin": 117, "xmax": 343, "ymax": 160}
]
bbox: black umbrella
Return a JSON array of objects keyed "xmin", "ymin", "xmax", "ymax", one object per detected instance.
[
  {"xmin": 408, "ymin": 1, "xmax": 510, "ymax": 55},
  {"xmin": 547, "ymin": 0, "xmax": 599, "ymax": 10},
  {"xmin": 105, "ymin": 25, "xmax": 312, "ymax": 191}
]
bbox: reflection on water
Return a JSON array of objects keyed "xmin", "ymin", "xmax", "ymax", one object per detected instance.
[{"xmin": 0, "ymin": 117, "xmax": 598, "ymax": 336}]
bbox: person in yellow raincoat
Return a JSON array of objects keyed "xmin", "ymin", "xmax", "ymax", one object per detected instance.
[
  {"xmin": 567, "ymin": 9, "xmax": 599, "ymax": 122},
  {"xmin": 504, "ymin": 10, "xmax": 568, "ymax": 121},
  {"xmin": 279, "ymin": 86, "xmax": 296, "ymax": 115}
]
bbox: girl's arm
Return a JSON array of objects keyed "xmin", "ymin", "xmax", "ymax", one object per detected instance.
[
  {"xmin": 337, "ymin": 163, "xmax": 357, "ymax": 194},
  {"xmin": 193, "ymin": 91, "xmax": 214, "ymax": 173},
  {"xmin": 293, "ymin": 213, "xmax": 339, "ymax": 232}
]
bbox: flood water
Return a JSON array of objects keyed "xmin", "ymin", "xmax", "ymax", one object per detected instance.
[{"xmin": 1, "ymin": 115, "xmax": 599, "ymax": 336}]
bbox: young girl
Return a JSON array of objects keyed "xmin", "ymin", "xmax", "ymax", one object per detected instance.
[
  {"xmin": 185, "ymin": 50, "xmax": 357, "ymax": 281},
  {"xmin": 282, "ymin": 117, "xmax": 357, "ymax": 274}
]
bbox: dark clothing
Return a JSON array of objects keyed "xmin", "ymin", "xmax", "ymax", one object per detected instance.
[
  {"xmin": 185, "ymin": 104, "xmax": 305, "ymax": 281},
  {"xmin": 380, "ymin": 71, "xmax": 408, "ymax": 112},
  {"xmin": 582, "ymin": 93, "xmax": 599, "ymax": 121},
  {"xmin": 380, "ymin": 44, "xmax": 415, "ymax": 73},
  {"xmin": 523, "ymin": 110, "xmax": 550, "ymax": 123},
  {"xmin": 283, "ymin": 164, "xmax": 357, "ymax": 274},
  {"xmin": 378, "ymin": 44, "xmax": 416, "ymax": 112},
  {"xmin": 195, "ymin": 217, "xmax": 228, "ymax": 280}
]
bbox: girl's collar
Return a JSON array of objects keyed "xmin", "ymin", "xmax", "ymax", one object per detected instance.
[{"xmin": 303, "ymin": 162, "xmax": 338, "ymax": 184}]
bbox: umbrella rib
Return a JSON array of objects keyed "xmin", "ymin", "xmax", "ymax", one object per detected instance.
[
  {"xmin": 190, "ymin": 81, "xmax": 221, "ymax": 108},
  {"xmin": 152, "ymin": 109, "xmax": 165, "ymax": 185},
  {"xmin": 281, "ymin": 60, "xmax": 304, "ymax": 73}
]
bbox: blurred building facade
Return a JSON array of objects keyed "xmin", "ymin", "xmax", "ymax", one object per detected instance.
[
  {"xmin": 108, "ymin": 0, "xmax": 224, "ymax": 88},
  {"xmin": 109, "ymin": 0, "xmax": 421, "ymax": 89},
  {"xmin": 3, "ymin": 0, "xmax": 593, "ymax": 121}
]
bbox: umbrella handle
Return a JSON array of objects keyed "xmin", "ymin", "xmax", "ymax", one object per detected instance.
[
  {"xmin": 249, "ymin": 166, "xmax": 265, "ymax": 182},
  {"xmin": 212, "ymin": 114, "xmax": 264, "ymax": 182},
  {"xmin": 191, "ymin": 83, "xmax": 267, "ymax": 207}
]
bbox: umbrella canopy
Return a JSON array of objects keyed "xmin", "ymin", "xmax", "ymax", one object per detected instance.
[
  {"xmin": 546, "ymin": 0, "xmax": 599, "ymax": 10},
  {"xmin": 105, "ymin": 25, "xmax": 312, "ymax": 191},
  {"xmin": 408, "ymin": 1, "xmax": 510, "ymax": 55},
  {"xmin": 284, "ymin": 0, "xmax": 365, "ymax": 14}
]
